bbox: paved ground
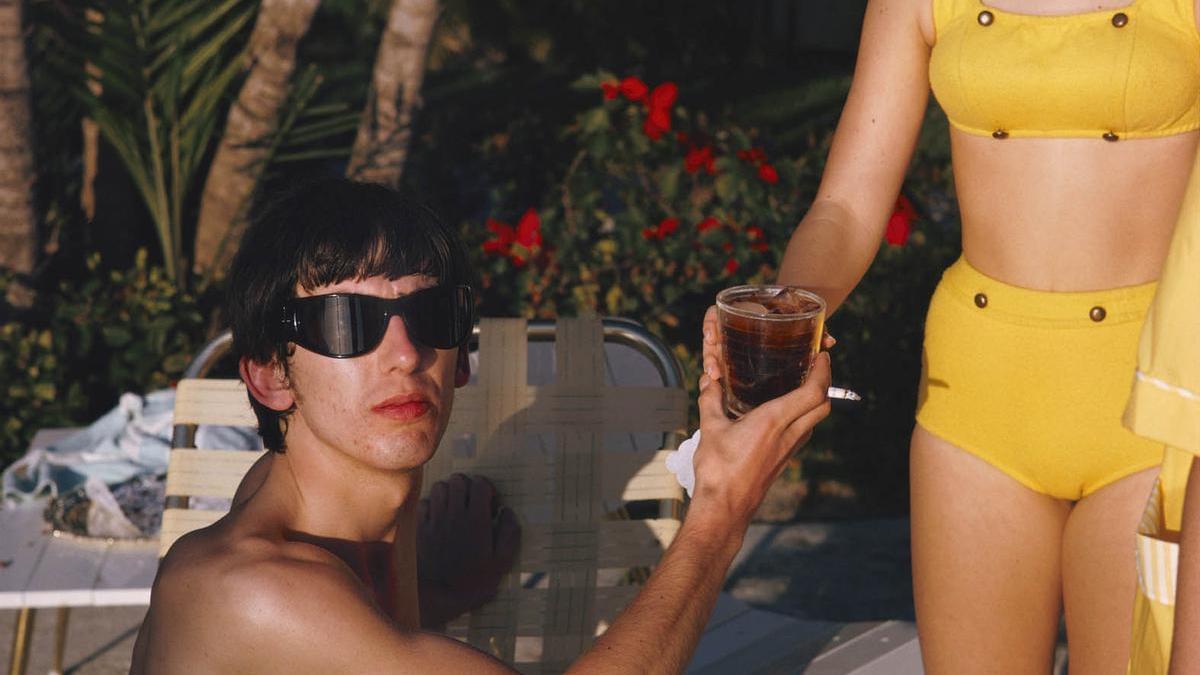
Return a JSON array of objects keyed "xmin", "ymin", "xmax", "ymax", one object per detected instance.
[
  {"xmin": 0, "ymin": 518, "xmax": 914, "ymax": 673},
  {"xmin": 728, "ymin": 519, "xmax": 914, "ymax": 623},
  {"xmin": 0, "ymin": 605, "xmax": 143, "ymax": 674}
]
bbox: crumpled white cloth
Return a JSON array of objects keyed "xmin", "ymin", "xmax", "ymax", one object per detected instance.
[{"xmin": 664, "ymin": 430, "xmax": 701, "ymax": 497}]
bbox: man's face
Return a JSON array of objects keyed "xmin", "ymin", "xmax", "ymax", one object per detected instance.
[{"xmin": 281, "ymin": 274, "xmax": 467, "ymax": 472}]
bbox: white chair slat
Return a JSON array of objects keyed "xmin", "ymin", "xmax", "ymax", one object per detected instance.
[
  {"xmin": 173, "ymin": 379, "xmax": 256, "ymax": 426},
  {"xmin": 164, "ymin": 448, "xmax": 265, "ymax": 498}
]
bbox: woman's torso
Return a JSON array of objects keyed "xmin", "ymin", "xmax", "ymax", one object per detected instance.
[{"xmin": 926, "ymin": 0, "xmax": 1200, "ymax": 290}]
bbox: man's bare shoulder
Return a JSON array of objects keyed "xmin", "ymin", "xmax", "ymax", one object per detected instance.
[{"xmin": 138, "ymin": 517, "xmax": 511, "ymax": 673}]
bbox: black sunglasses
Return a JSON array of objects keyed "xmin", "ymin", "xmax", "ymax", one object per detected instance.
[{"xmin": 280, "ymin": 285, "xmax": 474, "ymax": 358}]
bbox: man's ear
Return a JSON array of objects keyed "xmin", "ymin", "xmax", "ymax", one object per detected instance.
[
  {"xmin": 454, "ymin": 345, "xmax": 470, "ymax": 388},
  {"xmin": 240, "ymin": 356, "xmax": 295, "ymax": 411}
]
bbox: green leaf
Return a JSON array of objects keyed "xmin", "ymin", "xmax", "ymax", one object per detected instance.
[
  {"xmin": 662, "ymin": 164, "xmax": 681, "ymax": 199},
  {"xmin": 33, "ymin": 383, "xmax": 56, "ymax": 402},
  {"xmin": 581, "ymin": 107, "xmax": 610, "ymax": 134},
  {"xmin": 101, "ymin": 325, "xmax": 133, "ymax": 347},
  {"xmin": 162, "ymin": 352, "xmax": 192, "ymax": 374},
  {"xmin": 715, "ymin": 173, "xmax": 737, "ymax": 203}
]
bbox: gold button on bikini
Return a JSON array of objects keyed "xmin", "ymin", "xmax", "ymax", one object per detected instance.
[
  {"xmin": 974, "ymin": 293, "xmax": 988, "ymax": 308},
  {"xmin": 978, "ymin": 10, "xmax": 994, "ymax": 25},
  {"xmin": 992, "ymin": 129, "xmax": 1009, "ymax": 139},
  {"xmin": 1112, "ymin": 12, "xmax": 1129, "ymax": 27},
  {"xmin": 1103, "ymin": 131, "xmax": 1120, "ymax": 142},
  {"xmin": 1090, "ymin": 306, "xmax": 1107, "ymax": 322}
]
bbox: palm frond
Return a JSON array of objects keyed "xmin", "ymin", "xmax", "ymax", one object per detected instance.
[{"xmin": 70, "ymin": 0, "xmax": 259, "ymax": 283}]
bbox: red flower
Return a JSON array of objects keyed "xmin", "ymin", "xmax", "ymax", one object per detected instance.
[
  {"xmin": 642, "ymin": 217, "xmax": 679, "ymax": 241},
  {"xmin": 515, "ymin": 208, "xmax": 541, "ymax": 248},
  {"xmin": 643, "ymin": 116, "xmax": 665, "ymax": 140},
  {"xmin": 619, "ymin": 76, "xmax": 648, "ymax": 102},
  {"xmin": 484, "ymin": 209, "xmax": 541, "ymax": 265},
  {"xmin": 885, "ymin": 195, "xmax": 918, "ymax": 247},
  {"xmin": 696, "ymin": 216, "xmax": 721, "ymax": 233},
  {"xmin": 648, "ymin": 82, "xmax": 678, "ymax": 110},
  {"xmin": 657, "ymin": 217, "xmax": 679, "ymax": 238},
  {"xmin": 644, "ymin": 108, "xmax": 671, "ymax": 140},
  {"xmin": 721, "ymin": 242, "xmax": 734, "ymax": 253},
  {"xmin": 758, "ymin": 163, "xmax": 779, "ymax": 184},
  {"xmin": 737, "ymin": 148, "xmax": 768, "ymax": 164},
  {"xmin": 684, "ymin": 146, "xmax": 715, "ymax": 174},
  {"xmin": 747, "ymin": 224, "xmax": 768, "ymax": 252},
  {"xmin": 641, "ymin": 81, "xmax": 677, "ymax": 140},
  {"xmin": 483, "ymin": 218, "xmax": 515, "ymax": 256},
  {"xmin": 724, "ymin": 259, "xmax": 740, "ymax": 275},
  {"xmin": 601, "ymin": 81, "xmax": 620, "ymax": 100}
]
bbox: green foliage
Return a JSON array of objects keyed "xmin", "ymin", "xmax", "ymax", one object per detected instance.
[
  {"xmin": 467, "ymin": 72, "xmax": 959, "ymax": 515},
  {"xmin": 0, "ymin": 252, "xmax": 216, "ymax": 468},
  {"xmin": 73, "ymin": 0, "xmax": 257, "ymax": 282},
  {"xmin": 474, "ymin": 72, "xmax": 812, "ymax": 330}
]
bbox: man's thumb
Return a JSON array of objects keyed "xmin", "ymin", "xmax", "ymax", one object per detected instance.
[{"xmin": 697, "ymin": 375, "xmax": 726, "ymax": 424}]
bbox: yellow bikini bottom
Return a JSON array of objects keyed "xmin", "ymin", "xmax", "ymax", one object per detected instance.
[{"xmin": 916, "ymin": 257, "xmax": 1162, "ymax": 500}]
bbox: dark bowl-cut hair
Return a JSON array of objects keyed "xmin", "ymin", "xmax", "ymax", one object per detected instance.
[{"xmin": 225, "ymin": 178, "xmax": 473, "ymax": 452}]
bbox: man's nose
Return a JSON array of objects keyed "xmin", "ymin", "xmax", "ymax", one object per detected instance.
[{"xmin": 377, "ymin": 315, "xmax": 422, "ymax": 371}]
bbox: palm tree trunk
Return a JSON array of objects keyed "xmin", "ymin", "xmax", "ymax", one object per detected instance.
[
  {"xmin": 346, "ymin": 0, "xmax": 440, "ymax": 188},
  {"xmin": 0, "ymin": 0, "xmax": 37, "ymax": 306},
  {"xmin": 193, "ymin": 0, "xmax": 320, "ymax": 279}
]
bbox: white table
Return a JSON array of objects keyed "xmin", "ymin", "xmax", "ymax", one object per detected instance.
[{"xmin": 0, "ymin": 499, "xmax": 156, "ymax": 674}]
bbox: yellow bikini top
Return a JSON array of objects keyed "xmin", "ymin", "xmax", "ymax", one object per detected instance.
[{"xmin": 929, "ymin": 0, "xmax": 1200, "ymax": 140}]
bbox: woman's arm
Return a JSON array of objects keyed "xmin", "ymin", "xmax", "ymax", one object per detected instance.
[{"xmin": 777, "ymin": 0, "xmax": 935, "ymax": 312}]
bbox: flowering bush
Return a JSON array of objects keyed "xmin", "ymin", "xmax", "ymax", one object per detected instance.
[
  {"xmin": 467, "ymin": 71, "xmax": 960, "ymax": 514},
  {"xmin": 473, "ymin": 72, "xmax": 827, "ymax": 370}
]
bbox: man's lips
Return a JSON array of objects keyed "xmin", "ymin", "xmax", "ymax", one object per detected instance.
[{"xmin": 371, "ymin": 394, "xmax": 433, "ymax": 421}]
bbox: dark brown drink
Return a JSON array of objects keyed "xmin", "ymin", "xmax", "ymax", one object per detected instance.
[{"xmin": 716, "ymin": 286, "xmax": 825, "ymax": 418}]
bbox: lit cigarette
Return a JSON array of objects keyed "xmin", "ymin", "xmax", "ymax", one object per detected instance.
[{"xmin": 827, "ymin": 387, "xmax": 862, "ymax": 402}]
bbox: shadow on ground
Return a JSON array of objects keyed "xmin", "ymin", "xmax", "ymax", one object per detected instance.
[{"xmin": 726, "ymin": 518, "xmax": 914, "ymax": 623}]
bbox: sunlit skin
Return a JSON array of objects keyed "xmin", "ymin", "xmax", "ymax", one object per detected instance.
[
  {"xmin": 277, "ymin": 274, "xmax": 463, "ymax": 495},
  {"xmin": 130, "ymin": 269, "xmax": 834, "ymax": 673},
  {"xmin": 130, "ymin": 273, "xmax": 478, "ymax": 672},
  {"xmin": 777, "ymin": 0, "xmax": 1200, "ymax": 672}
]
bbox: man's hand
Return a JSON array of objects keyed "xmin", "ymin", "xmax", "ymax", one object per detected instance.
[
  {"xmin": 690, "ymin": 306, "xmax": 833, "ymax": 529},
  {"xmin": 417, "ymin": 474, "xmax": 520, "ymax": 630}
]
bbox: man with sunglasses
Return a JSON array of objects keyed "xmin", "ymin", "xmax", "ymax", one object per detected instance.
[{"xmin": 132, "ymin": 178, "xmax": 833, "ymax": 673}]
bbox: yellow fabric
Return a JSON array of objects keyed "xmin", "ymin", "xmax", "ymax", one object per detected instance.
[
  {"xmin": 930, "ymin": 0, "xmax": 1200, "ymax": 140},
  {"xmin": 917, "ymin": 257, "xmax": 1161, "ymax": 500},
  {"xmin": 1131, "ymin": 572, "xmax": 1180, "ymax": 675},
  {"xmin": 1126, "ymin": 147, "xmax": 1200, "ymax": 674}
]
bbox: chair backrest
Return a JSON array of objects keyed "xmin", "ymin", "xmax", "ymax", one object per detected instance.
[{"xmin": 164, "ymin": 316, "xmax": 689, "ymax": 672}]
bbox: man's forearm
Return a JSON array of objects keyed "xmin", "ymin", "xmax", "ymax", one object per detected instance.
[
  {"xmin": 568, "ymin": 510, "xmax": 744, "ymax": 674},
  {"xmin": 1171, "ymin": 460, "xmax": 1200, "ymax": 674}
]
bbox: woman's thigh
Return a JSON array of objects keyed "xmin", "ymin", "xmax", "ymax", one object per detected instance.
[
  {"xmin": 911, "ymin": 424, "xmax": 1071, "ymax": 675},
  {"xmin": 1061, "ymin": 466, "xmax": 1159, "ymax": 675}
]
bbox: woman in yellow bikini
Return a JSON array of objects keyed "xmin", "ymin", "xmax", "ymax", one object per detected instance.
[{"xmin": 776, "ymin": 0, "xmax": 1200, "ymax": 671}]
